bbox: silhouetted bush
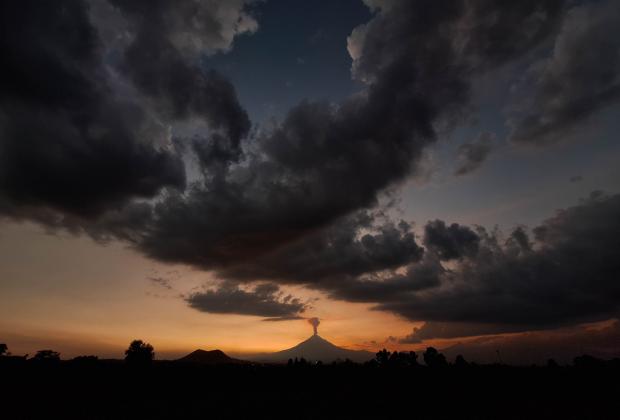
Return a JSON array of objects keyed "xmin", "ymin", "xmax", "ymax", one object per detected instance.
[
  {"xmin": 32, "ymin": 349, "xmax": 60, "ymax": 363},
  {"xmin": 125, "ymin": 340, "xmax": 154, "ymax": 366},
  {"xmin": 573, "ymin": 354, "xmax": 604, "ymax": 368},
  {"xmin": 71, "ymin": 355, "xmax": 99, "ymax": 365},
  {"xmin": 455, "ymin": 354, "xmax": 469, "ymax": 368},
  {"xmin": 375, "ymin": 348, "xmax": 390, "ymax": 366},
  {"xmin": 374, "ymin": 349, "xmax": 419, "ymax": 368},
  {"xmin": 423, "ymin": 347, "xmax": 447, "ymax": 368},
  {"xmin": 547, "ymin": 358, "xmax": 559, "ymax": 368},
  {"xmin": 390, "ymin": 351, "xmax": 419, "ymax": 367},
  {"xmin": 0, "ymin": 343, "xmax": 7, "ymax": 356}
]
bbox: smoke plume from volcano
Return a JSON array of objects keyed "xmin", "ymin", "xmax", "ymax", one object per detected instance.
[{"xmin": 308, "ymin": 318, "xmax": 320, "ymax": 336}]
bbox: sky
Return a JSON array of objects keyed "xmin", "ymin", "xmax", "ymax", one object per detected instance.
[{"xmin": 0, "ymin": 0, "xmax": 619, "ymax": 363}]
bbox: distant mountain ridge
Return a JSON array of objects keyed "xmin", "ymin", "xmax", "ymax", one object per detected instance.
[
  {"xmin": 177, "ymin": 349, "xmax": 247, "ymax": 365},
  {"xmin": 251, "ymin": 334, "xmax": 374, "ymax": 363}
]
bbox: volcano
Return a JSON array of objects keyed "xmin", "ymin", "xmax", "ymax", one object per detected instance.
[{"xmin": 253, "ymin": 334, "xmax": 374, "ymax": 363}]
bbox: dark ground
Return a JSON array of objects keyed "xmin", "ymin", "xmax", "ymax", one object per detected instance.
[{"xmin": 1, "ymin": 357, "xmax": 619, "ymax": 419}]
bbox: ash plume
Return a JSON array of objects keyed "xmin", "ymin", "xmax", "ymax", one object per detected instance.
[{"xmin": 308, "ymin": 317, "xmax": 320, "ymax": 336}]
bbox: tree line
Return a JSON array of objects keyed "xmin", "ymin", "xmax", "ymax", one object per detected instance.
[{"xmin": 1, "ymin": 340, "xmax": 618, "ymax": 368}]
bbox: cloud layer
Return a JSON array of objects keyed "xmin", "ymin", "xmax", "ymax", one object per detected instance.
[
  {"xmin": 376, "ymin": 193, "xmax": 620, "ymax": 336},
  {"xmin": 118, "ymin": 0, "xmax": 570, "ymax": 273},
  {"xmin": 0, "ymin": 0, "xmax": 186, "ymax": 218},
  {"xmin": 0, "ymin": 0, "xmax": 572, "ymax": 248},
  {"xmin": 186, "ymin": 283, "xmax": 308, "ymax": 321},
  {"xmin": 1, "ymin": 0, "xmax": 619, "ymax": 335},
  {"xmin": 509, "ymin": 0, "xmax": 620, "ymax": 144}
]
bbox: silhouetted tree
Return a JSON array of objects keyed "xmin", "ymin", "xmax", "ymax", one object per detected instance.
[
  {"xmin": 573, "ymin": 354, "xmax": 604, "ymax": 369},
  {"xmin": 0, "ymin": 343, "xmax": 8, "ymax": 356},
  {"xmin": 407, "ymin": 351, "xmax": 419, "ymax": 367},
  {"xmin": 364, "ymin": 359, "xmax": 379, "ymax": 368},
  {"xmin": 547, "ymin": 358, "xmax": 559, "ymax": 368},
  {"xmin": 375, "ymin": 349, "xmax": 419, "ymax": 367},
  {"xmin": 71, "ymin": 355, "xmax": 99, "ymax": 365},
  {"xmin": 388, "ymin": 350, "xmax": 400, "ymax": 365},
  {"xmin": 455, "ymin": 354, "xmax": 469, "ymax": 368},
  {"xmin": 423, "ymin": 347, "xmax": 447, "ymax": 368},
  {"xmin": 289, "ymin": 357, "xmax": 309, "ymax": 367},
  {"xmin": 33, "ymin": 349, "xmax": 60, "ymax": 362},
  {"xmin": 124, "ymin": 340, "xmax": 154, "ymax": 366},
  {"xmin": 376, "ymin": 348, "xmax": 391, "ymax": 366}
]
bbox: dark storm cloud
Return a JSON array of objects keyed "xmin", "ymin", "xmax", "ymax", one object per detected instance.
[
  {"xmin": 456, "ymin": 0, "xmax": 565, "ymax": 67},
  {"xmin": 0, "ymin": 0, "xmax": 258, "ymax": 223},
  {"xmin": 219, "ymin": 211, "xmax": 424, "ymax": 285},
  {"xmin": 101, "ymin": 0, "xmax": 257, "ymax": 55},
  {"xmin": 0, "ymin": 0, "xmax": 185, "ymax": 218},
  {"xmin": 509, "ymin": 0, "xmax": 620, "ymax": 145},
  {"xmin": 69, "ymin": 0, "xmax": 574, "ymax": 320},
  {"xmin": 375, "ymin": 193, "xmax": 620, "ymax": 333},
  {"xmin": 185, "ymin": 283, "xmax": 308, "ymax": 320},
  {"xmin": 132, "ymin": 0, "xmax": 566, "ymax": 271},
  {"xmin": 326, "ymin": 255, "xmax": 444, "ymax": 304},
  {"xmin": 454, "ymin": 132, "xmax": 495, "ymax": 176},
  {"xmin": 1, "ymin": 0, "xmax": 568, "ymax": 256},
  {"xmin": 507, "ymin": 226, "xmax": 532, "ymax": 253},
  {"xmin": 106, "ymin": 0, "xmax": 252, "ymax": 165},
  {"xmin": 423, "ymin": 220, "xmax": 480, "ymax": 260},
  {"xmin": 241, "ymin": 193, "xmax": 620, "ymax": 340},
  {"xmin": 7, "ymin": 0, "xmax": 618, "ymax": 331}
]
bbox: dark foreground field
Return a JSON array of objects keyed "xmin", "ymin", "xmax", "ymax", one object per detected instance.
[{"xmin": 1, "ymin": 358, "xmax": 619, "ymax": 419}]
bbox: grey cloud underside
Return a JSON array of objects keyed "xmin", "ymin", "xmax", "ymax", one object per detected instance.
[
  {"xmin": 1, "ymin": 0, "xmax": 567, "ymax": 250},
  {"xmin": 0, "ymin": 0, "xmax": 254, "ymax": 221},
  {"xmin": 423, "ymin": 219, "xmax": 480, "ymax": 260},
  {"xmin": 218, "ymin": 212, "xmax": 424, "ymax": 284},
  {"xmin": 0, "ymin": 0, "xmax": 186, "ymax": 218},
  {"xmin": 2, "ymin": 0, "xmax": 619, "ymax": 332},
  {"xmin": 376, "ymin": 193, "xmax": 620, "ymax": 335},
  {"xmin": 131, "ymin": 0, "xmax": 568, "ymax": 268},
  {"xmin": 108, "ymin": 0, "xmax": 252, "ymax": 165},
  {"xmin": 185, "ymin": 283, "xmax": 308, "ymax": 321},
  {"xmin": 509, "ymin": 0, "xmax": 620, "ymax": 145},
  {"xmin": 220, "ymin": 192, "xmax": 620, "ymax": 336}
]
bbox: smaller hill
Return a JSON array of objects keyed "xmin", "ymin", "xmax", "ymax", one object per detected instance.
[{"xmin": 177, "ymin": 349, "xmax": 247, "ymax": 365}]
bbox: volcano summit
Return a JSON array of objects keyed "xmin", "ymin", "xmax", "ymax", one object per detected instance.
[{"xmin": 252, "ymin": 334, "xmax": 373, "ymax": 364}]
